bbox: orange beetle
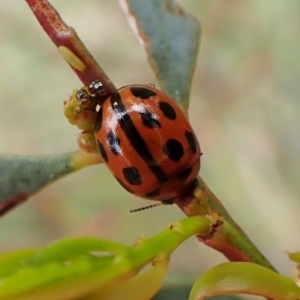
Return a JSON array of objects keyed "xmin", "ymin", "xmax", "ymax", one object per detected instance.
[{"xmin": 86, "ymin": 80, "xmax": 201, "ymax": 204}]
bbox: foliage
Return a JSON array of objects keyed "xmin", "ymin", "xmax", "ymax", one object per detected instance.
[{"xmin": 0, "ymin": 1, "xmax": 299, "ymax": 299}]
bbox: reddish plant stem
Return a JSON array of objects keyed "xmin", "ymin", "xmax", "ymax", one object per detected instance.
[
  {"xmin": 26, "ymin": 0, "xmax": 116, "ymax": 94},
  {"xmin": 176, "ymin": 177, "xmax": 276, "ymax": 271}
]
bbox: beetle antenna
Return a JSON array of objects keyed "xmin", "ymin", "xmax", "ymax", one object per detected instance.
[{"xmin": 129, "ymin": 203, "xmax": 162, "ymax": 213}]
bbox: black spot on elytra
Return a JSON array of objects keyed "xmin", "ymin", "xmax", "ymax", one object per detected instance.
[
  {"xmin": 123, "ymin": 167, "xmax": 142, "ymax": 185},
  {"xmin": 141, "ymin": 110, "xmax": 161, "ymax": 129},
  {"xmin": 94, "ymin": 108, "xmax": 103, "ymax": 132},
  {"xmin": 145, "ymin": 188, "xmax": 160, "ymax": 198},
  {"xmin": 185, "ymin": 131, "xmax": 197, "ymax": 154},
  {"xmin": 130, "ymin": 87, "xmax": 157, "ymax": 99},
  {"xmin": 115, "ymin": 177, "xmax": 131, "ymax": 193},
  {"xmin": 107, "ymin": 131, "xmax": 121, "ymax": 155},
  {"xmin": 98, "ymin": 141, "xmax": 108, "ymax": 162},
  {"xmin": 159, "ymin": 102, "xmax": 176, "ymax": 120},
  {"xmin": 178, "ymin": 166, "xmax": 193, "ymax": 180},
  {"xmin": 110, "ymin": 92, "xmax": 168, "ymax": 184},
  {"xmin": 163, "ymin": 139, "xmax": 184, "ymax": 162}
]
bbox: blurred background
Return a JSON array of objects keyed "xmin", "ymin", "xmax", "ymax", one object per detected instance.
[{"xmin": 0, "ymin": 0, "xmax": 299, "ymax": 287}]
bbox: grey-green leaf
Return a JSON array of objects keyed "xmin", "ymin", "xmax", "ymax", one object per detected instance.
[
  {"xmin": 120, "ymin": 0, "xmax": 200, "ymax": 109},
  {"xmin": 0, "ymin": 152, "xmax": 98, "ymax": 216}
]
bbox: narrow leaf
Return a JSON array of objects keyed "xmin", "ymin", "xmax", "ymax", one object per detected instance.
[
  {"xmin": 120, "ymin": 0, "xmax": 200, "ymax": 109},
  {"xmin": 189, "ymin": 262, "xmax": 300, "ymax": 300},
  {"xmin": 0, "ymin": 216, "xmax": 212, "ymax": 299},
  {"xmin": 90, "ymin": 257, "xmax": 169, "ymax": 300},
  {"xmin": 0, "ymin": 151, "xmax": 102, "ymax": 216}
]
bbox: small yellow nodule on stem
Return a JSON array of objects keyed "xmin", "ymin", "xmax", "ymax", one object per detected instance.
[
  {"xmin": 72, "ymin": 150, "xmax": 103, "ymax": 170},
  {"xmin": 58, "ymin": 46, "xmax": 86, "ymax": 71}
]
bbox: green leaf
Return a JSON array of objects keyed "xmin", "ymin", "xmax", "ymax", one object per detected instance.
[
  {"xmin": 120, "ymin": 0, "xmax": 200, "ymax": 109},
  {"xmin": 155, "ymin": 283, "xmax": 242, "ymax": 300},
  {"xmin": 22, "ymin": 237, "xmax": 130, "ymax": 266},
  {"xmin": 0, "ymin": 154, "xmax": 72, "ymax": 202},
  {"xmin": 0, "ymin": 151, "xmax": 101, "ymax": 216},
  {"xmin": 189, "ymin": 262, "xmax": 300, "ymax": 300},
  {"xmin": 0, "ymin": 216, "xmax": 212, "ymax": 299},
  {"xmin": 0, "ymin": 249, "xmax": 37, "ymax": 277},
  {"xmin": 88, "ymin": 258, "xmax": 169, "ymax": 300},
  {"xmin": 0, "ymin": 237, "xmax": 130, "ymax": 299}
]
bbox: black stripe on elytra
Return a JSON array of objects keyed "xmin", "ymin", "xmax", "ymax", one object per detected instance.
[
  {"xmin": 141, "ymin": 109, "xmax": 161, "ymax": 129},
  {"xmin": 97, "ymin": 141, "xmax": 108, "ymax": 162},
  {"xmin": 110, "ymin": 92, "xmax": 168, "ymax": 184},
  {"xmin": 107, "ymin": 131, "xmax": 121, "ymax": 155}
]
